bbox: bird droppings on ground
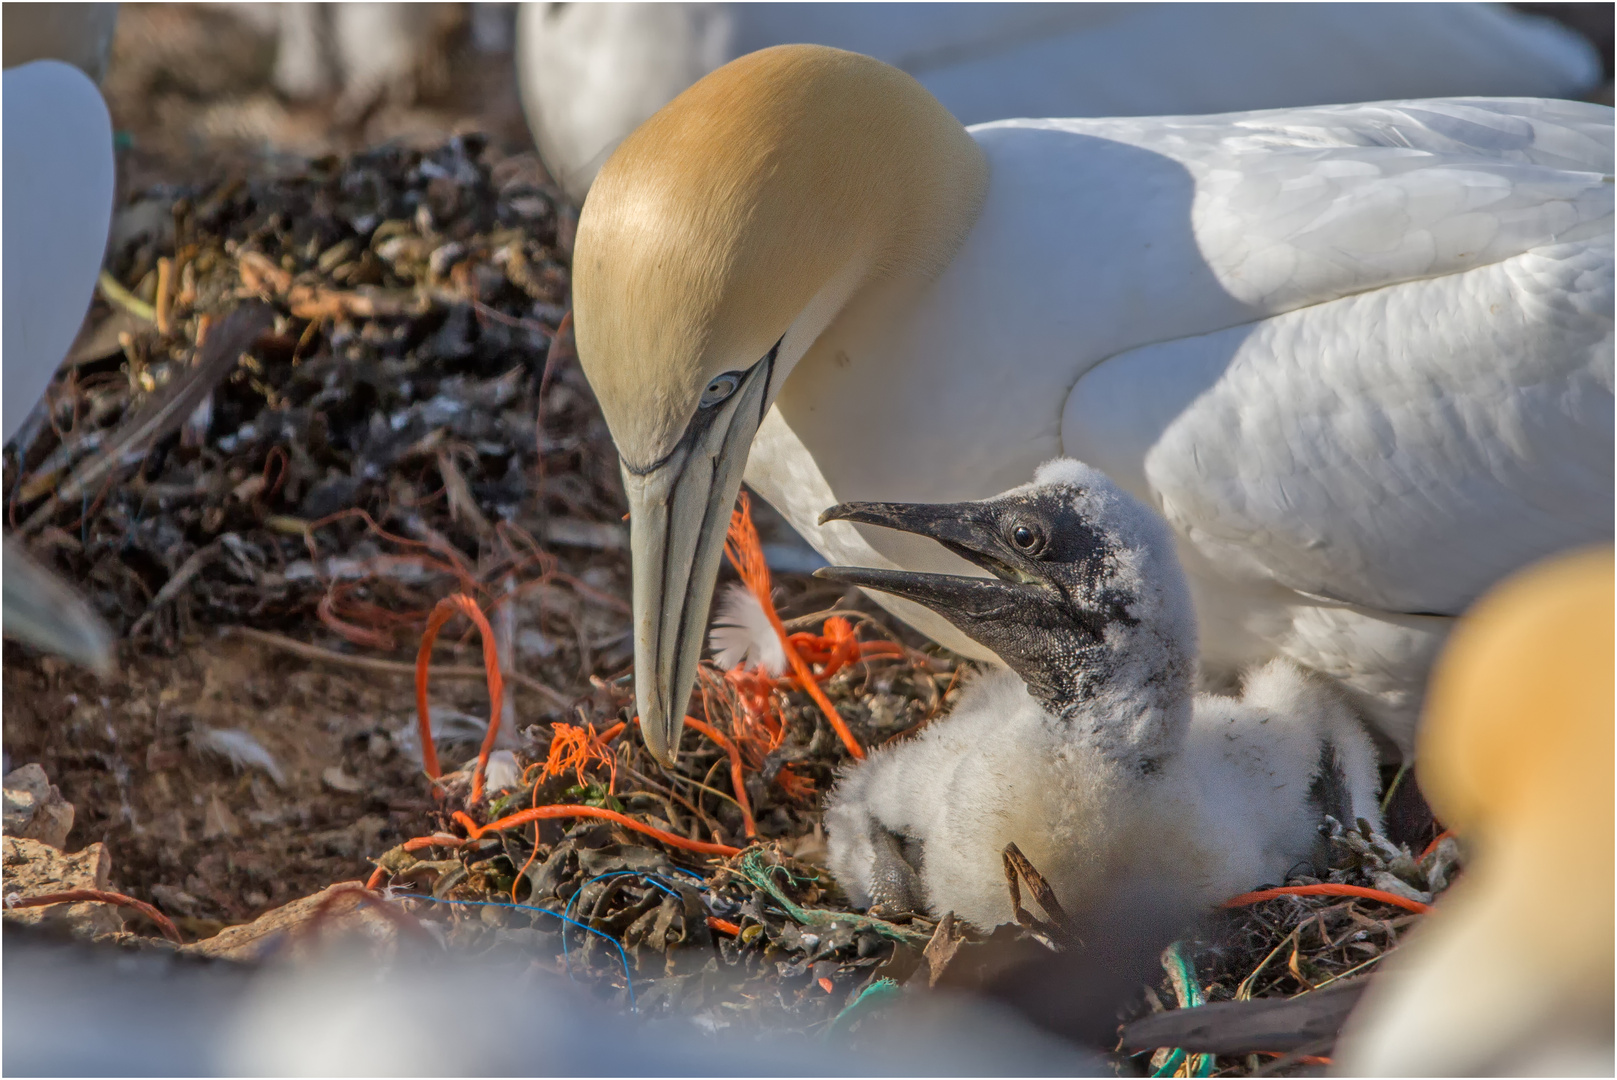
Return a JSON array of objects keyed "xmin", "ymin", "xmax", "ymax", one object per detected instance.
[{"xmin": 1, "ymin": 132, "xmax": 1455, "ymax": 1072}]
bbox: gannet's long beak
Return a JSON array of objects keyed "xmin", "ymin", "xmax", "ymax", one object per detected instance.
[
  {"xmin": 627, "ymin": 360, "xmax": 774, "ymax": 766},
  {"xmin": 2, "ymin": 537, "xmax": 114, "ymax": 676}
]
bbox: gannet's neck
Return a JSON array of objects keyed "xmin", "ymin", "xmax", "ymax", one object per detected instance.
[
  {"xmin": 574, "ymin": 44, "xmax": 988, "ymax": 466},
  {"xmin": 1053, "ymin": 597, "xmax": 1196, "ymax": 774}
]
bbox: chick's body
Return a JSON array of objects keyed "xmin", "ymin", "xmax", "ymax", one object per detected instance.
[{"xmin": 822, "ymin": 460, "xmax": 1381, "ymax": 933}]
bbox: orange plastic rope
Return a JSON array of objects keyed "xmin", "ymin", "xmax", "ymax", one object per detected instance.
[
  {"xmin": 1222, "ymin": 883, "xmax": 1432, "ymax": 916},
  {"xmin": 681, "ymin": 715, "xmax": 757, "ymax": 838},
  {"xmin": 725, "ymin": 493, "xmax": 864, "ymax": 760},
  {"xmin": 6, "ymin": 888, "xmax": 183, "ymax": 943},
  {"xmin": 415, "ymin": 593, "xmax": 505, "ymax": 802},
  {"xmin": 432, "ymin": 805, "xmax": 741, "ymax": 857},
  {"xmin": 1419, "ymin": 827, "xmax": 1455, "ymax": 862}
]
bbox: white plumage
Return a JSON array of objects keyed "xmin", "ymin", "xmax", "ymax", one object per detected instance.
[
  {"xmin": 822, "ymin": 460, "xmax": 1384, "ymax": 934},
  {"xmin": 516, "ymin": 2, "xmax": 1602, "ymax": 201},
  {"xmin": 745, "ymin": 95, "xmax": 1614, "ymax": 756},
  {"xmin": 707, "ymin": 582, "xmax": 786, "ymax": 676}
]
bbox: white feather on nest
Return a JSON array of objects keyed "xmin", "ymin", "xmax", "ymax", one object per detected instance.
[
  {"xmin": 189, "ymin": 726, "xmax": 287, "ymax": 788},
  {"xmin": 708, "ymin": 582, "xmax": 786, "ymax": 676}
]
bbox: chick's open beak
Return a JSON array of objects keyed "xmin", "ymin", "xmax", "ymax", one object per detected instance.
[
  {"xmin": 626, "ymin": 362, "xmax": 772, "ymax": 766},
  {"xmin": 813, "ymin": 500, "xmax": 1033, "ymax": 623}
]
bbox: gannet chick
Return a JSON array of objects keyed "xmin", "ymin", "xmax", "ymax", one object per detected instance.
[{"xmin": 816, "ymin": 459, "xmax": 1382, "ymax": 932}]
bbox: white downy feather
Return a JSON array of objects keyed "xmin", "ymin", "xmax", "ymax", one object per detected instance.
[
  {"xmin": 708, "ymin": 582, "xmax": 786, "ymax": 676},
  {"xmin": 190, "ymin": 727, "xmax": 287, "ymax": 789},
  {"xmin": 483, "ymin": 750, "xmax": 522, "ymax": 793}
]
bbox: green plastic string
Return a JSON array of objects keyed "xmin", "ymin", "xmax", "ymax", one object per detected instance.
[
  {"xmin": 825, "ymin": 977, "xmax": 903, "ymax": 1039},
  {"xmin": 1157, "ymin": 941, "xmax": 1214, "ymax": 1078}
]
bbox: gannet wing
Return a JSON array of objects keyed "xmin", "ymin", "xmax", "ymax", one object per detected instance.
[
  {"xmin": 732, "ymin": 5, "xmax": 1603, "ymax": 122},
  {"xmin": 1060, "ymin": 98, "xmax": 1614, "ymax": 618},
  {"xmin": 2, "ymin": 60, "xmax": 116, "ymax": 443}
]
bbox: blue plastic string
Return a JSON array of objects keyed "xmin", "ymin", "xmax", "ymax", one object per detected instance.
[
  {"xmin": 403, "ymin": 893, "xmax": 638, "ymax": 1012},
  {"xmin": 560, "ymin": 871, "xmax": 693, "ymax": 980}
]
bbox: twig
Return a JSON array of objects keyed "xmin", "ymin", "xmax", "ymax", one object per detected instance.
[
  {"xmin": 24, "ymin": 302, "xmax": 274, "ymax": 532},
  {"xmin": 130, "ymin": 538, "xmax": 226, "ymax": 635},
  {"xmin": 97, "ymin": 270, "xmax": 156, "ymax": 323},
  {"xmin": 154, "ymin": 257, "xmax": 174, "ymax": 335}
]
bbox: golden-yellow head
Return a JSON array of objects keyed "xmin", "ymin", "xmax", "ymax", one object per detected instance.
[
  {"xmin": 1341, "ymin": 546, "xmax": 1614, "ymax": 1074},
  {"xmin": 1417, "ymin": 545, "xmax": 1613, "ymax": 840},
  {"xmin": 570, "ymin": 44, "xmax": 986, "ymax": 762}
]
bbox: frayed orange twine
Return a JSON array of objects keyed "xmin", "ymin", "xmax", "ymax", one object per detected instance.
[
  {"xmin": 540, "ymin": 720, "xmax": 620, "ymax": 793},
  {"xmin": 724, "ymin": 492, "xmax": 865, "ymax": 760},
  {"xmin": 415, "ymin": 593, "xmax": 504, "ymax": 803}
]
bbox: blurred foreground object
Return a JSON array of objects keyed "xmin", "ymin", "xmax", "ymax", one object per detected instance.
[
  {"xmin": 2, "ymin": 60, "xmax": 116, "ymax": 443},
  {"xmin": 2, "ymin": 924, "xmax": 1105, "ymax": 1075},
  {"xmin": 2, "ymin": 540, "xmax": 115, "ymax": 677},
  {"xmin": 1336, "ymin": 547, "xmax": 1615, "ymax": 1075},
  {"xmin": 1, "ymin": 2, "xmax": 119, "ymax": 81},
  {"xmin": 517, "ymin": 2, "xmax": 1604, "ymax": 201},
  {"xmin": 2, "ymin": 60, "xmax": 119, "ymax": 674}
]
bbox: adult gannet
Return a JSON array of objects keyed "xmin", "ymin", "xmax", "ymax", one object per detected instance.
[
  {"xmin": 815, "ymin": 459, "xmax": 1383, "ymax": 932},
  {"xmin": 1335, "ymin": 547, "xmax": 1614, "ymax": 1076},
  {"xmin": 571, "ymin": 44, "xmax": 1615, "ymax": 765},
  {"xmin": 1, "ymin": 59, "xmax": 118, "ymax": 673},
  {"xmin": 517, "ymin": 2, "xmax": 1603, "ymax": 202}
]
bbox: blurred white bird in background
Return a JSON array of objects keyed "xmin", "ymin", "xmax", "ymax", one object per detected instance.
[
  {"xmin": 2, "ymin": 50, "xmax": 120, "ymax": 672},
  {"xmin": 219, "ymin": 2, "xmax": 468, "ymax": 120},
  {"xmin": 516, "ymin": 2, "xmax": 1604, "ymax": 201}
]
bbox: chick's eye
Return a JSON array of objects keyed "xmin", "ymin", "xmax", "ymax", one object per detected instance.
[
  {"xmin": 700, "ymin": 372, "xmax": 741, "ymax": 408},
  {"xmin": 1011, "ymin": 523, "xmax": 1041, "ymax": 551}
]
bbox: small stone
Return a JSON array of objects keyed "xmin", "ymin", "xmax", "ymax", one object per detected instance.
[
  {"xmin": 2, "ymin": 764, "xmax": 75, "ymax": 849},
  {"xmin": 366, "ymin": 732, "xmax": 393, "ymax": 762},
  {"xmin": 150, "ymin": 884, "xmax": 204, "ymax": 918},
  {"xmin": 201, "ymin": 791, "xmax": 242, "ymax": 839},
  {"xmin": 322, "ymin": 766, "xmax": 364, "ymax": 794},
  {"xmin": 183, "ymin": 883, "xmax": 401, "ymax": 962},
  {"xmin": 2, "ymin": 836, "xmax": 121, "ymax": 938},
  {"xmin": 1370, "ymin": 870, "xmax": 1433, "ymax": 906}
]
